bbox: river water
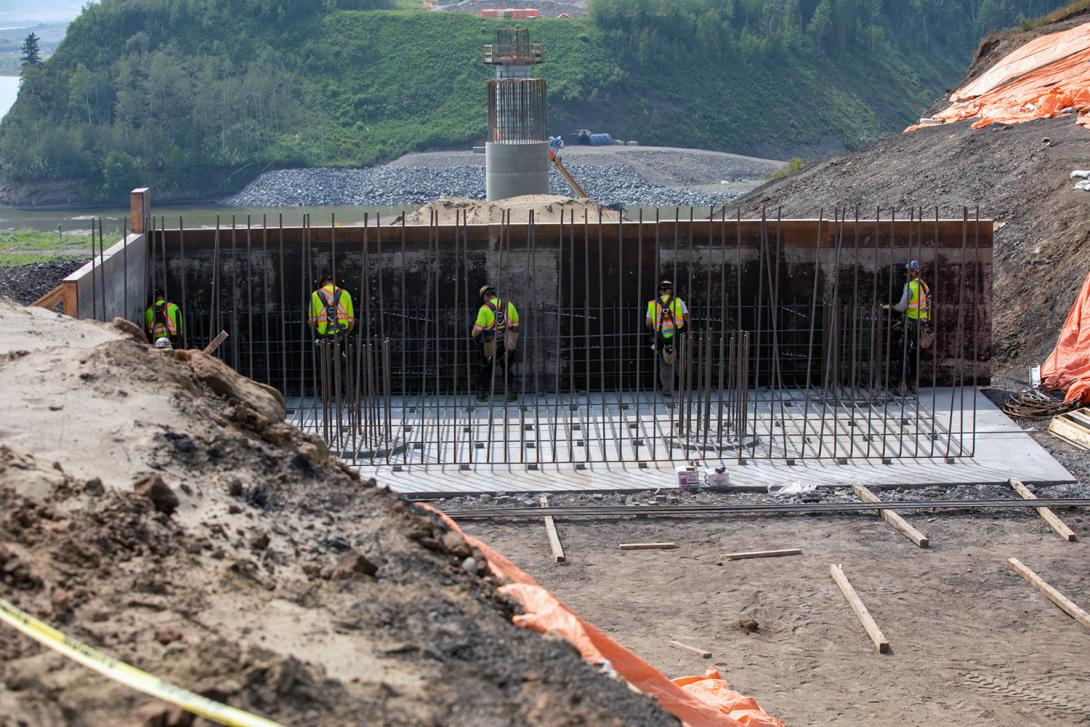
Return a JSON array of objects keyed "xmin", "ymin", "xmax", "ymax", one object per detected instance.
[{"xmin": 0, "ymin": 75, "xmax": 18, "ymax": 119}]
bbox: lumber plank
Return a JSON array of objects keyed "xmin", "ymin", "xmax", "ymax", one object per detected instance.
[
  {"xmin": 1009, "ymin": 478, "xmax": 1077, "ymax": 542},
  {"xmin": 1007, "ymin": 558, "xmax": 1090, "ymax": 630},
  {"xmin": 32, "ymin": 285, "xmax": 65, "ymax": 310},
  {"xmin": 668, "ymin": 640, "xmax": 711, "ymax": 658},
  {"xmin": 538, "ymin": 495, "xmax": 565, "ymax": 563},
  {"xmin": 203, "ymin": 330, "xmax": 229, "ymax": 355},
  {"xmin": 853, "ymin": 484, "xmax": 929, "ymax": 548},
  {"xmin": 829, "ymin": 563, "xmax": 890, "ymax": 653},
  {"xmin": 1049, "ymin": 413, "xmax": 1090, "ymax": 450},
  {"xmin": 619, "ymin": 542, "xmax": 677, "ymax": 550},
  {"xmin": 722, "ymin": 548, "xmax": 802, "ymax": 561}
]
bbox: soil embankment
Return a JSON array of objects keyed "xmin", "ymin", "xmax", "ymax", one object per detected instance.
[
  {"xmin": 0, "ymin": 302, "xmax": 674, "ymax": 725},
  {"xmin": 730, "ymin": 8, "xmax": 1090, "ymax": 376}
]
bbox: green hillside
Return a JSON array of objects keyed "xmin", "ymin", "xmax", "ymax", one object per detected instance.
[{"xmin": 0, "ymin": 0, "xmax": 1069, "ymax": 202}]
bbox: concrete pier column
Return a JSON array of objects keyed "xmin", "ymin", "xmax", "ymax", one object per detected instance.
[{"xmin": 485, "ymin": 142, "xmax": 549, "ymax": 200}]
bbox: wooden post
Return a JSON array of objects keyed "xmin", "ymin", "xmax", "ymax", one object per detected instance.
[
  {"xmin": 130, "ymin": 188, "xmax": 150, "ymax": 234},
  {"xmin": 538, "ymin": 495, "xmax": 565, "ymax": 563},
  {"xmin": 1009, "ymin": 478, "xmax": 1077, "ymax": 542},
  {"xmin": 853, "ymin": 483, "xmax": 929, "ymax": 548},
  {"xmin": 668, "ymin": 640, "xmax": 711, "ymax": 658},
  {"xmin": 1008, "ymin": 558, "xmax": 1090, "ymax": 630},
  {"xmin": 722, "ymin": 548, "xmax": 802, "ymax": 561},
  {"xmin": 830, "ymin": 563, "xmax": 890, "ymax": 653}
]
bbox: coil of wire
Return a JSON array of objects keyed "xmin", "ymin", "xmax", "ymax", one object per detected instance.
[{"xmin": 1002, "ymin": 386, "xmax": 1077, "ymax": 420}]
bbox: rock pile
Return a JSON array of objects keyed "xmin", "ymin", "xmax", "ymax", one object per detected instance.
[{"xmin": 223, "ymin": 163, "xmax": 730, "ymax": 209}]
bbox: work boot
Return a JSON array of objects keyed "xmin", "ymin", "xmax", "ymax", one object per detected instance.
[
  {"xmin": 897, "ymin": 381, "xmax": 908, "ymax": 397},
  {"xmin": 476, "ymin": 391, "xmax": 488, "ymax": 402},
  {"xmin": 505, "ymin": 390, "xmax": 518, "ymax": 402}
]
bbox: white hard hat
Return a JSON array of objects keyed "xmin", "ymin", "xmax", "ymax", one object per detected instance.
[{"xmin": 154, "ymin": 337, "xmax": 172, "ymax": 349}]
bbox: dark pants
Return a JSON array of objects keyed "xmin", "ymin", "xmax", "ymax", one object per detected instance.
[
  {"xmin": 477, "ymin": 338, "xmax": 516, "ymax": 397},
  {"xmin": 655, "ymin": 334, "xmax": 679, "ymax": 392},
  {"xmin": 898, "ymin": 318, "xmax": 921, "ymax": 389}
]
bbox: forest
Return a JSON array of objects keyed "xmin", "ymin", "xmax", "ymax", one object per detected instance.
[{"xmin": 0, "ymin": 0, "xmax": 1071, "ymax": 202}]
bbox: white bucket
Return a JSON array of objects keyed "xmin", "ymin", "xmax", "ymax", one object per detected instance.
[{"xmin": 1030, "ymin": 366, "xmax": 1041, "ymax": 388}]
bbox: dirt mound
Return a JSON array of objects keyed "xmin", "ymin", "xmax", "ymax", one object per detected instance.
[
  {"xmin": 395, "ymin": 195, "xmax": 621, "ymax": 226},
  {"xmin": 0, "ymin": 258, "xmax": 87, "ymax": 306},
  {"xmin": 730, "ymin": 12, "xmax": 1090, "ymax": 376},
  {"xmin": 0, "ymin": 302, "xmax": 671, "ymax": 725}
]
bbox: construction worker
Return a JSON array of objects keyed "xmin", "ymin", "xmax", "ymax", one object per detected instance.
[
  {"xmin": 309, "ymin": 274, "xmax": 355, "ymax": 339},
  {"xmin": 646, "ymin": 279, "xmax": 688, "ymax": 395},
  {"xmin": 144, "ymin": 288, "xmax": 183, "ymax": 349},
  {"xmin": 472, "ymin": 284, "xmax": 520, "ymax": 402},
  {"xmin": 883, "ymin": 259, "xmax": 931, "ymax": 395}
]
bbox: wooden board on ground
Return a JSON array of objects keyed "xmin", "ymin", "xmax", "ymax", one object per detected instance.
[
  {"xmin": 1009, "ymin": 478, "xmax": 1078, "ymax": 542},
  {"xmin": 538, "ymin": 495, "xmax": 566, "ymax": 562},
  {"xmin": 830, "ymin": 563, "xmax": 891, "ymax": 654},
  {"xmin": 1008, "ymin": 557, "xmax": 1090, "ymax": 630},
  {"xmin": 619, "ymin": 543, "xmax": 677, "ymax": 550},
  {"xmin": 668, "ymin": 640, "xmax": 711, "ymax": 658},
  {"xmin": 722, "ymin": 548, "xmax": 802, "ymax": 561},
  {"xmin": 853, "ymin": 483, "xmax": 929, "ymax": 548},
  {"xmin": 1049, "ymin": 409, "xmax": 1090, "ymax": 450}
]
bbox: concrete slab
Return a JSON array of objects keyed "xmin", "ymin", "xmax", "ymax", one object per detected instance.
[{"xmin": 297, "ymin": 388, "xmax": 1072, "ymax": 495}]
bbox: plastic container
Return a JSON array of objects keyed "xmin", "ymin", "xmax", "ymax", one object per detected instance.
[{"xmin": 675, "ymin": 466, "xmax": 702, "ymax": 489}]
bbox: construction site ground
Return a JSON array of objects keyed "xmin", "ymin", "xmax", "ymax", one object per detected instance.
[
  {"xmin": 452, "ymin": 483, "xmax": 1090, "ymax": 726},
  {"xmin": 0, "ymin": 302, "xmax": 674, "ymax": 726}
]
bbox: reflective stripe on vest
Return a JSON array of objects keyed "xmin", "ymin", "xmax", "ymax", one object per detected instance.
[
  {"xmin": 648, "ymin": 297, "xmax": 682, "ymax": 334},
  {"xmin": 907, "ymin": 279, "xmax": 930, "ymax": 321},
  {"xmin": 313, "ymin": 286, "xmax": 350, "ymax": 332},
  {"xmin": 485, "ymin": 300, "xmax": 510, "ymax": 331}
]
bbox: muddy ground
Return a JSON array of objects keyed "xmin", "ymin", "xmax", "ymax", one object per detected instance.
[
  {"xmin": 0, "ymin": 302, "xmax": 674, "ymax": 726},
  {"xmin": 455, "ymin": 489, "xmax": 1090, "ymax": 726}
]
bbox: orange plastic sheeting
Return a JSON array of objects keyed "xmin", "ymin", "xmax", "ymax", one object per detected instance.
[
  {"xmin": 907, "ymin": 28, "xmax": 1090, "ymax": 133},
  {"xmin": 1042, "ymin": 271, "xmax": 1090, "ymax": 405},
  {"xmin": 952, "ymin": 22, "xmax": 1090, "ymax": 101},
  {"xmin": 419, "ymin": 504, "xmax": 785, "ymax": 727}
]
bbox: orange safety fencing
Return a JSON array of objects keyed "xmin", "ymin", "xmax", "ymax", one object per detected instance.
[
  {"xmin": 907, "ymin": 23, "xmax": 1090, "ymax": 133},
  {"xmin": 1042, "ymin": 270, "xmax": 1090, "ymax": 405},
  {"xmin": 419, "ymin": 504, "xmax": 785, "ymax": 727}
]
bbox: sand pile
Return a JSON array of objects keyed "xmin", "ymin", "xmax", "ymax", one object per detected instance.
[
  {"xmin": 395, "ymin": 195, "xmax": 622, "ymax": 226},
  {"xmin": 0, "ymin": 302, "xmax": 671, "ymax": 725}
]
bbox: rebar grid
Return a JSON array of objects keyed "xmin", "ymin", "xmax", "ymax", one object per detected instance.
[{"xmin": 85, "ymin": 207, "xmax": 988, "ymax": 469}]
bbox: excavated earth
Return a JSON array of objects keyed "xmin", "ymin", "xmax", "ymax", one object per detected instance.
[
  {"xmin": 730, "ymin": 7, "xmax": 1090, "ymax": 381},
  {"xmin": 0, "ymin": 302, "xmax": 675, "ymax": 726}
]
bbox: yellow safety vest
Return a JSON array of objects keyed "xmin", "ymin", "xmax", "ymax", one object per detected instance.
[
  {"xmin": 906, "ymin": 279, "xmax": 930, "ymax": 321},
  {"xmin": 647, "ymin": 296, "xmax": 685, "ymax": 337},
  {"xmin": 309, "ymin": 285, "xmax": 355, "ymax": 336},
  {"xmin": 476, "ymin": 300, "xmax": 519, "ymax": 331},
  {"xmin": 145, "ymin": 300, "xmax": 182, "ymax": 341}
]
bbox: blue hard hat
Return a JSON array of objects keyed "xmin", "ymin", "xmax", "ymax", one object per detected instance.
[{"xmin": 905, "ymin": 260, "xmax": 920, "ymax": 272}]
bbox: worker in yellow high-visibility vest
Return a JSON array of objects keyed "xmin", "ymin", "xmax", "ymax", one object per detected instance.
[
  {"xmin": 144, "ymin": 289, "xmax": 184, "ymax": 349},
  {"xmin": 645, "ymin": 279, "xmax": 688, "ymax": 396},
  {"xmin": 309, "ymin": 274, "xmax": 355, "ymax": 339},
  {"xmin": 883, "ymin": 260, "xmax": 931, "ymax": 395},
  {"xmin": 472, "ymin": 284, "xmax": 520, "ymax": 402}
]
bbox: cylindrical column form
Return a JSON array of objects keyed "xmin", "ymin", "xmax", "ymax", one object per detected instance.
[
  {"xmin": 486, "ymin": 78, "xmax": 548, "ymax": 200},
  {"xmin": 488, "ymin": 78, "xmax": 547, "ymax": 142},
  {"xmin": 486, "ymin": 141, "xmax": 549, "ymax": 200}
]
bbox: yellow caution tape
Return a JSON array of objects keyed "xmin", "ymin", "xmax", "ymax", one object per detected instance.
[{"xmin": 0, "ymin": 596, "xmax": 283, "ymax": 727}]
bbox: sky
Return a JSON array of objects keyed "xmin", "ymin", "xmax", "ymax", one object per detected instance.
[{"xmin": 0, "ymin": 1, "xmax": 87, "ymax": 23}]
